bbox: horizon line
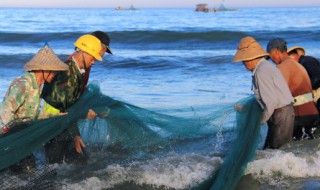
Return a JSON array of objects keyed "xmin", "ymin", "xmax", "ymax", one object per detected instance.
[{"xmin": 0, "ymin": 5, "xmax": 319, "ymax": 9}]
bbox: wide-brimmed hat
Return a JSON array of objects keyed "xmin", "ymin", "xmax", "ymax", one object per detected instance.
[
  {"xmin": 233, "ymin": 36, "xmax": 269, "ymax": 62},
  {"xmin": 287, "ymin": 46, "xmax": 305, "ymax": 56},
  {"xmin": 24, "ymin": 45, "xmax": 69, "ymax": 71}
]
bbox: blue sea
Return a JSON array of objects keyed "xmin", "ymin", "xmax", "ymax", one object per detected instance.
[{"xmin": 1, "ymin": 7, "xmax": 320, "ymax": 190}]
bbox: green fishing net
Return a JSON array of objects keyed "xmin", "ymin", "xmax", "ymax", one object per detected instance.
[
  {"xmin": 192, "ymin": 96, "xmax": 263, "ymax": 190},
  {"xmin": 0, "ymin": 84, "xmax": 263, "ymax": 189}
]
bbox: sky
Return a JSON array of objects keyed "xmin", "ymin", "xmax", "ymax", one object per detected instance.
[{"xmin": 1, "ymin": 0, "xmax": 320, "ymax": 8}]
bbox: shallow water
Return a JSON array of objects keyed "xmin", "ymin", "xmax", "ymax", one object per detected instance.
[{"xmin": 1, "ymin": 7, "xmax": 320, "ymax": 190}]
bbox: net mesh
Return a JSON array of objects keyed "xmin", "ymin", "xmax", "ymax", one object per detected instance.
[
  {"xmin": 0, "ymin": 84, "xmax": 263, "ymax": 189},
  {"xmin": 191, "ymin": 97, "xmax": 263, "ymax": 190}
]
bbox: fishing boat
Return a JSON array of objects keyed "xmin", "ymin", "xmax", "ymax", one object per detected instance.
[
  {"xmin": 213, "ymin": 3, "xmax": 238, "ymax": 12},
  {"xmin": 115, "ymin": 6, "xmax": 122, "ymax": 10},
  {"xmin": 195, "ymin": 4, "xmax": 210, "ymax": 12},
  {"xmin": 127, "ymin": 4, "xmax": 139, "ymax": 11},
  {"xmin": 195, "ymin": 1, "xmax": 238, "ymax": 13},
  {"xmin": 115, "ymin": 4, "xmax": 140, "ymax": 11}
]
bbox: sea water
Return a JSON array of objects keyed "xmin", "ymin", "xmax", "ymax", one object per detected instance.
[{"xmin": 1, "ymin": 7, "xmax": 320, "ymax": 190}]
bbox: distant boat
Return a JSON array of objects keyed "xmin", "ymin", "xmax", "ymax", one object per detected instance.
[
  {"xmin": 127, "ymin": 4, "xmax": 139, "ymax": 11},
  {"xmin": 115, "ymin": 6, "xmax": 122, "ymax": 10},
  {"xmin": 115, "ymin": 4, "xmax": 140, "ymax": 11},
  {"xmin": 214, "ymin": 3, "xmax": 238, "ymax": 12},
  {"xmin": 195, "ymin": 2, "xmax": 238, "ymax": 13},
  {"xmin": 195, "ymin": 3, "xmax": 210, "ymax": 12}
]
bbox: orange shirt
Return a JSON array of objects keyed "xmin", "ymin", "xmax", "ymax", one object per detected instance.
[{"xmin": 277, "ymin": 58, "xmax": 318, "ymax": 116}]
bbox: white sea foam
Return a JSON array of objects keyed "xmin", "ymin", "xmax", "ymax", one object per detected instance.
[
  {"xmin": 245, "ymin": 150, "xmax": 320, "ymax": 187},
  {"xmin": 63, "ymin": 152, "xmax": 222, "ymax": 190},
  {"xmin": 64, "ymin": 177, "xmax": 104, "ymax": 190},
  {"xmin": 134, "ymin": 153, "xmax": 221, "ymax": 189}
]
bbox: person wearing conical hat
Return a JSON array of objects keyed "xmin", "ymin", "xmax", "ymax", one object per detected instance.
[
  {"xmin": 267, "ymin": 38, "xmax": 319, "ymax": 140},
  {"xmin": 0, "ymin": 45, "xmax": 68, "ymax": 135},
  {"xmin": 0, "ymin": 45, "xmax": 68, "ymax": 172},
  {"xmin": 234, "ymin": 36, "xmax": 294, "ymax": 149},
  {"xmin": 41, "ymin": 34, "xmax": 105, "ymax": 164},
  {"xmin": 288, "ymin": 46, "xmax": 320, "ymax": 112}
]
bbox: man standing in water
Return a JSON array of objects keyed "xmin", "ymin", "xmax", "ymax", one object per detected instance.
[
  {"xmin": 287, "ymin": 46, "xmax": 320, "ymax": 112},
  {"xmin": 41, "ymin": 34, "xmax": 107, "ymax": 164},
  {"xmin": 0, "ymin": 45, "xmax": 68, "ymax": 171},
  {"xmin": 267, "ymin": 38, "xmax": 319, "ymax": 140},
  {"xmin": 0, "ymin": 45, "xmax": 68, "ymax": 133},
  {"xmin": 233, "ymin": 36, "xmax": 294, "ymax": 149}
]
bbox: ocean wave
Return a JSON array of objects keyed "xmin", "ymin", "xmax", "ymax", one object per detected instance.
[
  {"xmin": 63, "ymin": 153, "xmax": 222, "ymax": 190},
  {"xmin": 245, "ymin": 146, "xmax": 320, "ymax": 188},
  {"xmin": 0, "ymin": 51, "xmax": 236, "ymax": 71},
  {"xmin": 0, "ymin": 54, "xmax": 69, "ymax": 69},
  {"xmin": 1, "ymin": 30, "xmax": 320, "ymax": 52},
  {"xmin": 246, "ymin": 150, "xmax": 320, "ymax": 177}
]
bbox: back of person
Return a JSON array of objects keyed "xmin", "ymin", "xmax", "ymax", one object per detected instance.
[
  {"xmin": 299, "ymin": 55, "xmax": 320, "ymax": 90},
  {"xmin": 233, "ymin": 36, "xmax": 295, "ymax": 149},
  {"xmin": 300, "ymin": 55, "xmax": 320, "ymax": 113},
  {"xmin": 0, "ymin": 73, "xmax": 41, "ymax": 125},
  {"xmin": 277, "ymin": 58, "xmax": 318, "ymax": 117},
  {"xmin": 267, "ymin": 38, "xmax": 319, "ymax": 139}
]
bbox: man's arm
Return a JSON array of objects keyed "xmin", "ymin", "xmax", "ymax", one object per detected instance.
[
  {"xmin": 255, "ymin": 69, "xmax": 279, "ymax": 123},
  {"xmin": 0, "ymin": 79, "xmax": 27, "ymax": 130}
]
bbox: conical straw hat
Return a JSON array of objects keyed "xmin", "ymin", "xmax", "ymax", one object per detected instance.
[
  {"xmin": 233, "ymin": 36, "xmax": 269, "ymax": 62},
  {"xmin": 287, "ymin": 46, "xmax": 305, "ymax": 56},
  {"xmin": 24, "ymin": 45, "xmax": 68, "ymax": 71}
]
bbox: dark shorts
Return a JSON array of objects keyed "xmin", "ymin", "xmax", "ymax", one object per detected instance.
[
  {"xmin": 294, "ymin": 114, "xmax": 319, "ymax": 140},
  {"xmin": 264, "ymin": 104, "xmax": 295, "ymax": 149},
  {"xmin": 44, "ymin": 130, "xmax": 88, "ymax": 165}
]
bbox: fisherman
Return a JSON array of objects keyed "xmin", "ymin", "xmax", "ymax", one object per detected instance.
[
  {"xmin": 233, "ymin": 36, "xmax": 294, "ymax": 149},
  {"xmin": 287, "ymin": 46, "xmax": 320, "ymax": 112},
  {"xmin": 267, "ymin": 38, "xmax": 319, "ymax": 140},
  {"xmin": 82, "ymin": 31, "xmax": 113, "ymax": 91},
  {"xmin": 0, "ymin": 45, "xmax": 68, "ymax": 172},
  {"xmin": 41, "ymin": 34, "xmax": 111, "ymax": 164}
]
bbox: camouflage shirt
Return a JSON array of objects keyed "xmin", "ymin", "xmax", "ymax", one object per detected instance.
[
  {"xmin": 41, "ymin": 58, "xmax": 84, "ymax": 112},
  {"xmin": 0, "ymin": 72, "xmax": 41, "ymax": 129}
]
